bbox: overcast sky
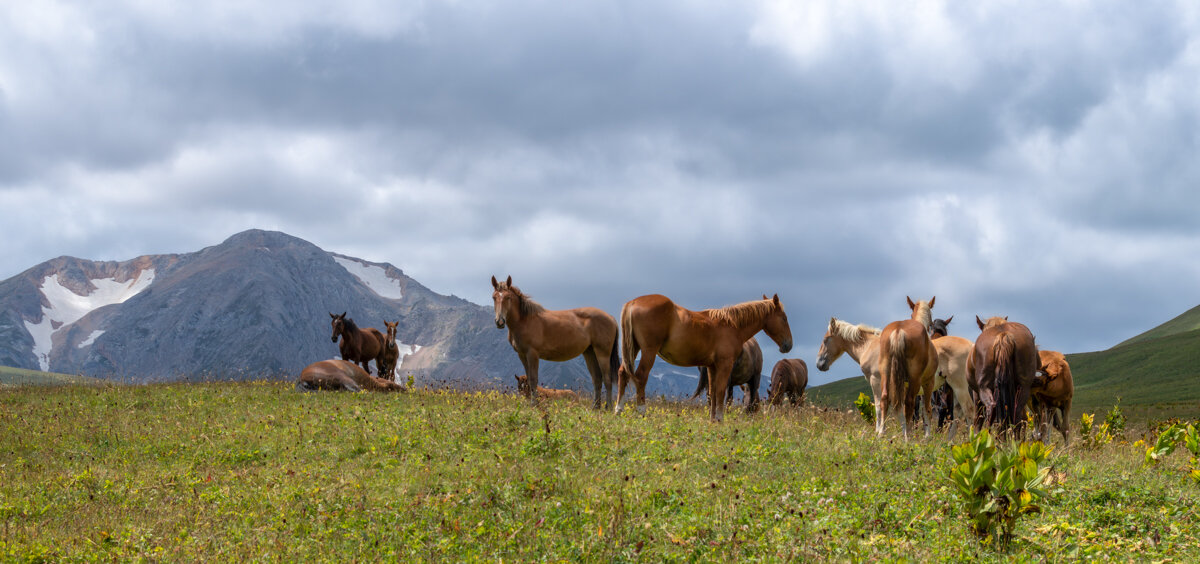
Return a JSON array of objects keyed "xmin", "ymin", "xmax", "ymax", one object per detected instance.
[{"xmin": 3, "ymin": 1, "xmax": 1199, "ymax": 385}]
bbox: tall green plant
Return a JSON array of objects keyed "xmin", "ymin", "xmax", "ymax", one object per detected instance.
[
  {"xmin": 853, "ymin": 392, "xmax": 875, "ymax": 423},
  {"xmin": 949, "ymin": 429, "xmax": 1052, "ymax": 548}
]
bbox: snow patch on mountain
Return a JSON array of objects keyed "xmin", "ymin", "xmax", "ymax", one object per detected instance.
[
  {"xmin": 78, "ymin": 330, "xmax": 105, "ymax": 349},
  {"xmin": 24, "ymin": 270, "xmax": 155, "ymax": 370},
  {"xmin": 395, "ymin": 342, "xmax": 422, "ymax": 370},
  {"xmin": 333, "ymin": 257, "xmax": 404, "ymax": 300}
]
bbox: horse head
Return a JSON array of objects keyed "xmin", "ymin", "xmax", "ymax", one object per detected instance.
[
  {"xmin": 816, "ymin": 317, "xmax": 843, "ymax": 372},
  {"xmin": 931, "ymin": 315, "xmax": 953, "ymax": 338},
  {"xmin": 491, "ymin": 275, "xmax": 516, "ymax": 329},
  {"xmin": 383, "ymin": 320, "xmax": 399, "ymax": 349},
  {"xmin": 761, "ymin": 294, "xmax": 792, "ymax": 353},
  {"xmin": 513, "ymin": 373, "xmax": 531, "ymax": 397},
  {"xmin": 906, "ymin": 296, "xmax": 934, "ymax": 331},
  {"xmin": 329, "ymin": 312, "xmax": 347, "ymax": 343}
]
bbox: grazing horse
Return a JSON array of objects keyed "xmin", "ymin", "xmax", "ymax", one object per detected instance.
[
  {"xmin": 377, "ymin": 320, "xmax": 400, "ymax": 382},
  {"xmin": 330, "ymin": 313, "xmax": 386, "ymax": 375},
  {"xmin": 876, "ymin": 297, "xmax": 939, "ymax": 439},
  {"xmin": 1031, "ymin": 349, "xmax": 1073, "ymax": 445},
  {"xmin": 973, "ymin": 316, "xmax": 1039, "ymax": 438},
  {"xmin": 693, "ymin": 337, "xmax": 764, "ymax": 413},
  {"xmin": 514, "ymin": 374, "xmax": 580, "ymax": 402},
  {"xmin": 491, "ymin": 276, "xmax": 619, "ymax": 410},
  {"xmin": 815, "ymin": 318, "xmax": 882, "ymax": 415},
  {"xmin": 768, "ymin": 359, "xmax": 809, "ymax": 407},
  {"xmin": 619, "ymin": 294, "xmax": 792, "ymax": 422},
  {"xmin": 296, "ymin": 359, "xmax": 406, "ymax": 392},
  {"xmin": 928, "ymin": 316, "xmax": 976, "ymax": 441}
]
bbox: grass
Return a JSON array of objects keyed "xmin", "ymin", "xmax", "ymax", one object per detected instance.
[
  {"xmin": 2, "ymin": 382, "xmax": 1199, "ymax": 561},
  {"xmin": 0, "ymin": 366, "xmax": 100, "ymax": 388}
]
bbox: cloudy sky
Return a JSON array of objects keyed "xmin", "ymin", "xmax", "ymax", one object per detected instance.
[{"xmin": 3, "ymin": 1, "xmax": 1199, "ymax": 385}]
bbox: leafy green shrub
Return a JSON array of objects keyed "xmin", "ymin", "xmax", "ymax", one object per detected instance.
[
  {"xmin": 1144, "ymin": 424, "xmax": 1184, "ymax": 465},
  {"xmin": 949, "ymin": 429, "xmax": 1052, "ymax": 548},
  {"xmin": 853, "ymin": 392, "xmax": 875, "ymax": 423},
  {"xmin": 1104, "ymin": 398, "xmax": 1127, "ymax": 437}
]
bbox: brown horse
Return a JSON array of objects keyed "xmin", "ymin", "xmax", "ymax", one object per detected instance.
[
  {"xmin": 972, "ymin": 316, "xmax": 1039, "ymax": 438},
  {"xmin": 514, "ymin": 374, "xmax": 580, "ymax": 402},
  {"xmin": 330, "ymin": 312, "xmax": 386, "ymax": 375},
  {"xmin": 295, "ymin": 359, "xmax": 406, "ymax": 392},
  {"xmin": 768, "ymin": 358, "xmax": 808, "ymax": 407},
  {"xmin": 876, "ymin": 297, "xmax": 939, "ymax": 439},
  {"xmin": 1031, "ymin": 349, "xmax": 1073, "ymax": 445},
  {"xmin": 377, "ymin": 320, "xmax": 400, "ymax": 381},
  {"xmin": 692, "ymin": 337, "xmax": 764, "ymax": 413},
  {"xmin": 816, "ymin": 318, "xmax": 882, "ymax": 416},
  {"xmin": 491, "ymin": 276, "xmax": 619, "ymax": 410},
  {"xmin": 619, "ymin": 293, "xmax": 792, "ymax": 422}
]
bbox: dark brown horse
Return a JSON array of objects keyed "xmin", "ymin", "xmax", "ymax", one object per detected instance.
[
  {"xmin": 295, "ymin": 359, "xmax": 406, "ymax": 392},
  {"xmin": 876, "ymin": 296, "xmax": 938, "ymax": 439},
  {"xmin": 514, "ymin": 374, "xmax": 580, "ymax": 402},
  {"xmin": 1031, "ymin": 349, "xmax": 1073, "ymax": 445},
  {"xmin": 492, "ymin": 276, "xmax": 619, "ymax": 409},
  {"xmin": 330, "ymin": 312, "xmax": 386, "ymax": 375},
  {"xmin": 972, "ymin": 316, "xmax": 1039, "ymax": 438},
  {"xmin": 692, "ymin": 337, "xmax": 764, "ymax": 413},
  {"xmin": 377, "ymin": 320, "xmax": 400, "ymax": 381},
  {"xmin": 619, "ymin": 294, "xmax": 792, "ymax": 422},
  {"xmin": 768, "ymin": 358, "xmax": 809, "ymax": 407}
]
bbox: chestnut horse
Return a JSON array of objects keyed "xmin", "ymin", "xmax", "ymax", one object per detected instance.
[
  {"xmin": 330, "ymin": 313, "xmax": 386, "ymax": 375},
  {"xmin": 1031, "ymin": 349, "xmax": 1073, "ymax": 445},
  {"xmin": 514, "ymin": 374, "xmax": 580, "ymax": 402},
  {"xmin": 876, "ymin": 297, "xmax": 939, "ymax": 439},
  {"xmin": 296, "ymin": 359, "xmax": 406, "ymax": 392},
  {"xmin": 377, "ymin": 320, "xmax": 400, "ymax": 382},
  {"xmin": 972, "ymin": 316, "xmax": 1039, "ymax": 438},
  {"xmin": 491, "ymin": 276, "xmax": 619, "ymax": 410},
  {"xmin": 815, "ymin": 318, "xmax": 882, "ymax": 415},
  {"xmin": 692, "ymin": 337, "xmax": 764, "ymax": 413},
  {"xmin": 928, "ymin": 316, "xmax": 976, "ymax": 441},
  {"xmin": 768, "ymin": 358, "xmax": 809, "ymax": 407},
  {"xmin": 619, "ymin": 294, "xmax": 792, "ymax": 421}
]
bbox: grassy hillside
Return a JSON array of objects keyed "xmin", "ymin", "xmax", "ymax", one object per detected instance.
[
  {"xmin": 807, "ymin": 375, "xmax": 871, "ymax": 408},
  {"xmin": 3, "ymin": 382, "xmax": 1198, "ymax": 560},
  {"xmin": 0, "ymin": 365, "xmax": 101, "ymax": 387},
  {"xmin": 1117, "ymin": 303, "xmax": 1200, "ymax": 348}
]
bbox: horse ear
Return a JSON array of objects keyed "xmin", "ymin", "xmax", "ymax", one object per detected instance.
[
  {"xmin": 829, "ymin": 317, "xmax": 837, "ymax": 331},
  {"xmin": 1004, "ymin": 316, "xmax": 1009, "ymax": 321},
  {"xmin": 763, "ymin": 294, "xmax": 769, "ymax": 300},
  {"xmin": 506, "ymin": 275, "xmax": 512, "ymax": 287},
  {"xmin": 976, "ymin": 315, "xmax": 985, "ymax": 330},
  {"xmin": 907, "ymin": 296, "xmax": 916, "ymax": 310},
  {"xmin": 340, "ymin": 312, "xmax": 347, "ymax": 319},
  {"xmin": 772, "ymin": 294, "xmax": 780, "ymax": 306},
  {"xmin": 491, "ymin": 275, "xmax": 499, "ymax": 290},
  {"xmin": 929, "ymin": 296, "xmax": 935, "ymax": 308},
  {"xmin": 945, "ymin": 315, "xmax": 953, "ymax": 325},
  {"xmin": 330, "ymin": 312, "xmax": 336, "ymax": 319}
]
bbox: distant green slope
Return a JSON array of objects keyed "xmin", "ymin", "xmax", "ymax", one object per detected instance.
[
  {"xmin": 807, "ymin": 376, "xmax": 870, "ymax": 408},
  {"xmin": 1118, "ymin": 304, "xmax": 1200, "ymax": 348},
  {"xmin": 0, "ymin": 366, "xmax": 101, "ymax": 387}
]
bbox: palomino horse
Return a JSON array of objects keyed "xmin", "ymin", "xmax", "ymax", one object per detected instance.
[
  {"xmin": 928, "ymin": 316, "xmax": 976, "ymax": 441},
  {"xmin": 514, "ymin": 374, "xmax": 580, "ymax": 402},
  {"xmin": 972, "ymin": 316, "xmax": 1039, "ymax": 438},
  {"xmin": 330, "ymin": 313, "xmax": 386, "ymax": 375},
  {"xmin": 692, "ymin": 337, "xmax": 764, "ymax": 413},
  {"xmin": 876, "ymin": 297, "xmax": 939, "ymax": 439},
  {"xmin": 492, "ymin": 276, "xmax": 619, "ymax": 409},
  {"xmin": 619, "ymin": 294, "xmax": 792, "ymax": 422},
  {"xmin": 815, "ymin": 318, "xmax": 882, "ymax": 416},
  {"xmin": 296, "ymin": 359, "xmax": 406, "ymax": 392},
  {"xmin": 768, "ymin": 359, "xmax": 808, "ymax": 407},
  {"xmin": 377, "ymin": 320, "xmax": 400, "ymax": 381},
  {"xmin": 1031, "ymin": 349, "xmax": 1073, "ymax": 445}
]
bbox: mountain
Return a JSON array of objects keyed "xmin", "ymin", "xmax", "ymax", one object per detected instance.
[
  {"xmin": 0, "ymin": 230, "xmax": 698, "ymax": 396},
  {"xmin": 1115, "ymin": 304, "xmax": 1200, "ymax": 348}
]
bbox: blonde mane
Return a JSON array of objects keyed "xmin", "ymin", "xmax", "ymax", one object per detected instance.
[
  {"xmin": 982, "ymin": 316, "xmax": 1007, "ymax": 329},
  {"xmin": 831, "ymin": 319, "xmax": 880, "ymax": 343},
  {"xmin": 911, "ymin": 300, "xmax": 933, "ymax": 331},
  {"xmin": 704, "ymin": 299, "xmax": 777, "ymax": 326}
]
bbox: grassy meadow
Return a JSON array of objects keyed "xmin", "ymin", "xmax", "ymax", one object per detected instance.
[{"xmin": 2, "ymin": 381, "xmax": 1199, "ymax": 561}]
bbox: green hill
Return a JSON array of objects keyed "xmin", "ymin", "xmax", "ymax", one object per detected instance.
[
  {"xmin": 1116, "ymin": 303, "xmax": 1200, "ymax": 348},
  {"xmin": 0, "ymin": 365, "xmax": 102, "ymax": 387},
  {"xmin": 807, "ymin": 374, "xmax": 870, "ymax": 408}
]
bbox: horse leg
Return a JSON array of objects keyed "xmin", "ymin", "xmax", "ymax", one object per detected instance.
[
  {"xmin": 523, "ymin": 353, "xmax": 541, "ymax": 407},
  {"xmin": 747, "ymin": 373, "xmax": 761, "ymax": 414},
  {"xmin": 1059, "ymin": 399, "xmax": 1072, "ymax": 446},
  {"xmin": 582, "ymin": 347, "xmax": 603, "ymax": 410},
  {"xmin": 632, "ymin": 347, "xmax": 658, "ymax": 415},
  {"xmin": 709, "ymin": 360, "xmax": 734, "ymax": 423},
  {"xmin": 615, "ymin": 365, "xmax": 629, "ymax": 414}
]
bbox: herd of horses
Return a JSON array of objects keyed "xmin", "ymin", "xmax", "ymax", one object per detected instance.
[
  {"xmin": 297, "ymin": 275, "xmax": 1075, "ymax": 443},
  {"xmin": 490, "ymin": 276, "xmax": 1074, "ymax": 443}
]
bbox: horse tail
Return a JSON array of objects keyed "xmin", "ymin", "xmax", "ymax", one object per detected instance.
[
  {"xmin": 884, "ymin": 330, "xmax": 908, "ymax": 409},
  {"xmin": 609, "ymin": 330, "xmax": 620, "ymax": 384},
  {"xmin": 620, "ymin": 303, "xmax": 637, "ymax": 375},
  {"xmin": 992, "ymin": 333, "xmax": 1017, "ymax": 426},
  {"xmin": 692, "ymin": 367, "xmax": 708, "ymax": 399}
]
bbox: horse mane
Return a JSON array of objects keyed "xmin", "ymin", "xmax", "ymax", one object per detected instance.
[
  {"xmin": 911, "ymin": 301, "xmax": 933, "ymax": 331},
  {"xmin": 832, "ymin": 319, "xmax": 880, "ymax": 342},
  {"xmin": 982, "ymin": 316, "xmax": 1007, "ymax": 329},
  {"xmin": 507, "ymin": 284, "xmax": 546, "ymax": 317},
  {"xmin": 705, "ymin": 299, "xmax": 776, "ymax": 327},
  {"xmin": 342, "ymin": 317, "xmax": 359, "ymax": 333}
]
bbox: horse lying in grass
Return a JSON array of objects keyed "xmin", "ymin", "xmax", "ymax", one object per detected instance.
[
  {"xmin": 692, "ymin": 337, "xmax": 763, "ymax": 413},
  {"xmin": 296, "ymin": 359, "xmax": 407, "ymax": 392},
  {"xmin": 514, "ymin": 374, "xmax": 579, "ymax": 402},
  {"xmin": 1031, "ymin": 349, "xmax": 1073, "ymax": 445},
  {"xmin": 768, "ymin": 358, "xmax": 808, "ymax": 407}
]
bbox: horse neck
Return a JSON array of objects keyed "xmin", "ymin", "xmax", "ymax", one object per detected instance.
[{"xmin": 845, "ymin": 333, "xmax": 879, "ymax": 367}]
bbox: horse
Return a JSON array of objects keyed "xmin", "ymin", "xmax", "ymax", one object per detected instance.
[
  {"xmin": 972, "ymin": 315, "xmax": 1039, "ymax": 439},
  {"xmin": 377, "ymin": 320, "xmax": 400, "ymax": 382},
  {"xmin": 295, "ymin": 359, "xmax": 406, "ymax": 392},
  {"xmin": 619, "ymin": 294, "xmax": 792, "ymax": 422},
  {"xmin": 815, "ymin": 318, "xmax": 882, "ymax": 416},
  {"xmin": 931, "ymin": 383, "xmax": 954, "ymax": 429},
  {"xmin": 767, "ymin": 358, "xmax": 808, "ymax": 407},
  {"xmin": 491, "ymin": 276, "xmax": 619, "ymax": 410},
  {"xmin": 330, "ymin": 312, "xmax": 386, "ymax": 375},
  {"xmin": 1031, "ymin": 349, "xmax": 1073, "ymax": 445},
  {"xmin": 514, "ymin": 374, "xmax": 580, "ymax": 402},
  {"xmin": 692, "ymin": 337, "xmax": 764, "ymax": 413},
  {"xmin": 928, "ymin": 316, "xmax": 977, "ymax": 441},
  {"xmin": 876, "ymin": 297, "xmax": 939, "ymax": 439}
]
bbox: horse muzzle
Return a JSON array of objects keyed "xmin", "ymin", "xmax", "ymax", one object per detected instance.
[
  {"xmin": 816, "ymin": 355, "xmax": 829, "ymax": 372},
  {"xmin": 330, "ymin": 336, "xmax": 338, "ymax": 343},
  {"xmin": 495, "ymin": 318, "xmax": 505, "ymax": 329},
  {"xmin": 778, "ymin": 340, "xmax": 792, "ymax": 354}
]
